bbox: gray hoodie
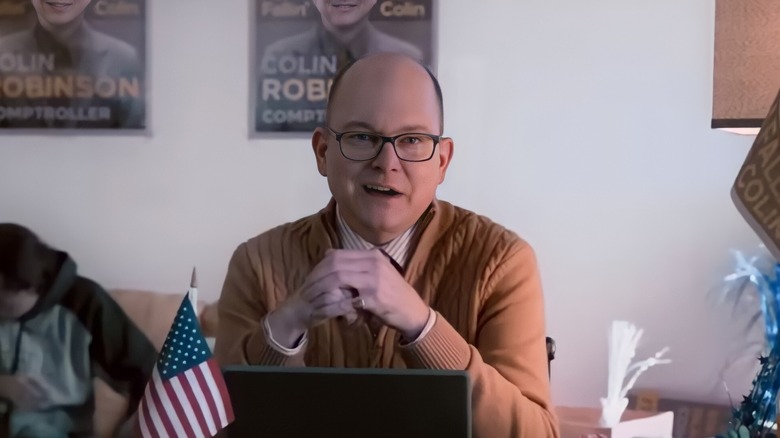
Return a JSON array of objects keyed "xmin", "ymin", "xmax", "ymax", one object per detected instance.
[{"xmin": 0, "ymin": 251, "xmax": 156, "ymax": 437}]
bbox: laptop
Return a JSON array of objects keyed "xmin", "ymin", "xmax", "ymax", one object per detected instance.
[{"xmin": 222, "ymin": 366, "xmax": 472, "ymax": 438}]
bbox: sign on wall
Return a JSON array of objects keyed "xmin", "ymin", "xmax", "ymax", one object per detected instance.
[
  {"xmin": 252, "ymin": 0, "xmax": 436, "ymax": 134},
  {"xmin": 0, "ymin": 0, "xmax": 146, "ymax": 130},
  {"xmin": 732, "ymin": 88, "xmax": 780, "ymax": 261}
]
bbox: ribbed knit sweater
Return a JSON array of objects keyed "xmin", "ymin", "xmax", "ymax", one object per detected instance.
[{"xmin": 214, "ymin": 199, "xmax": 559, "ymax": 437}]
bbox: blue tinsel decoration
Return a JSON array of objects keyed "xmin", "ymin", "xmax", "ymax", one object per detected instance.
[{"xmin": 718, "ymin": 251, "xmax": 780, "ymax": 437}]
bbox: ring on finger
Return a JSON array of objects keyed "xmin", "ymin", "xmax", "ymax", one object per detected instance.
[{"xmin": 351, "ymin": 297, "xmax": 366, "ymax": 310}]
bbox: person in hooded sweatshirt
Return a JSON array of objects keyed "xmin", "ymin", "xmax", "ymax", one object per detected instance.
[{"xmin": 0, "ymin": 223, "xmax": 157, "ymax": 437}]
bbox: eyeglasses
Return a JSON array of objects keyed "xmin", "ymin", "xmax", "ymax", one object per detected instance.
[{"xmin": 327, "ymin": 127, "xmax": 441, "ymax": 162}]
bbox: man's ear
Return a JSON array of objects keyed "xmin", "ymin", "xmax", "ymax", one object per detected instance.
[
  {"xmin": 436, "ymin": 137, "xmax": 454, "ymax": 184},
  {"xmin": 312, "ymin": 127, "xmax": 329, "ymax": 177}
]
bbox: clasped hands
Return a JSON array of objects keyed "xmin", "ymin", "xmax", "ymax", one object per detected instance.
[{"xmin": 266, "ymin": 249, "xmax": 430, "ymax": 348}]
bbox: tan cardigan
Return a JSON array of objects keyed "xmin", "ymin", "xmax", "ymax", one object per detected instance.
[{"xmin": 214, "ymin": 199, "xmax": 559, "ymax": 437}]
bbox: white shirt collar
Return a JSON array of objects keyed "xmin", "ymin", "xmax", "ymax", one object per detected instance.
[{"xmin": 335, "ymin": 205, "xmax": 417, "ymax": 269}]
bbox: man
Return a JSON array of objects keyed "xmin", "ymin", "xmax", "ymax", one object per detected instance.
[
  {"xmin": 267, "ymin": 0, "xmax": 424, "ymax": 63},
  {"xmin": 0, "ymin": 0, "xmax": 144, "ymax": 129},
  {"xmin": 0, "ymin": 223, "xmax": 156, "ymax": 437},
  {"xmin": 256, "ymin": 0, "xmax": 425, "ymax": 132},
  {"xmin": 217, "ymin": 53, "xmax": 559, "ymax": 437}
]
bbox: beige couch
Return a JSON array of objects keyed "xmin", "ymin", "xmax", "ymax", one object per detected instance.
[{"xmin": 93, "ymin": 289, "xmax": 219, "ymax": 438}]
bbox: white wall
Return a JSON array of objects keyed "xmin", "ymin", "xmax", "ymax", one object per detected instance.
[{"xmin": 0, "ymin": 0, "xmax": 765, "ymax": 407}]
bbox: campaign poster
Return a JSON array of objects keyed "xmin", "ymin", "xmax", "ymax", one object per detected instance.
[
  {"xmin": 253, "ymin": 0, "xmax": 436, "ymax": 134},
  {"xmin": 0, "ymin": 0, "xmax": 146, "ymax": 130},
  {"xmin": 732, "ymin": 89, "xmax": 780, "ymax": 261}
]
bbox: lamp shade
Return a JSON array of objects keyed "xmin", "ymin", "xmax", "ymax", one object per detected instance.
[{"xmin": 713, "ymin": 0, "xmax": 780, "ymax": 135}]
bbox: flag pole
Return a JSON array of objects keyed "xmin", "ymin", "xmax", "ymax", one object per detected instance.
[{"xmin": 189, "ymin": 266, "xmax": 198, "ymax": 315}]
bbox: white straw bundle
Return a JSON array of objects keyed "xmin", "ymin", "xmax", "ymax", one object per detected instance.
[{"xmin": 600, "ymin": 320, "xmax": 671, "ymax": 427}]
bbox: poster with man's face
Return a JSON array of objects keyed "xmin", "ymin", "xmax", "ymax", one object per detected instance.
[
  {"xmin": 0, "ymin": 0, "xmax": 146, "ymax": 130},
  {"xmin": 253, "ymin": 0, "xmax": 435, "ymax": 134}
]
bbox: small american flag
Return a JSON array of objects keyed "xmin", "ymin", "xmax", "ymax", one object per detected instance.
[{"xmin": 137, "ymin": 293, "xmax": 234, "ymax": 437}]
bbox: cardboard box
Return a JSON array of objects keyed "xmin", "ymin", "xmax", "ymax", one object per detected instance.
[
  {"xmin": 627, "ymin": 390, "xmax": 732, "ymax": 438},
  {"xmin": 557, "ymin": 406, "xmax": 674, "ymax": 438}
]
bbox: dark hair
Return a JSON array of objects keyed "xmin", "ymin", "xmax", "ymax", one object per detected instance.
[
  {"xmin": 0, "ymin": 223, "xmax": 56, "ymax": 293},
  {"xmin": 325, "ymin": 56, "xmax": 445, "ymax": 133}
]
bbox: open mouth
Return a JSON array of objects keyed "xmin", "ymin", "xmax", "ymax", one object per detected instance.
[
  {"xmin": 364, "ymin": 184, "xmax": 401, "ymax": 196},
  {"xmin": 44, "ymin": 1, "xmax": 73, "ymax": 9},
  {"xmin": 330, "ymin": 2, "xmax": 358, "ymax": 10}
]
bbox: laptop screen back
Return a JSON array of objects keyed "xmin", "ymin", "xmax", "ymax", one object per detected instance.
[{"xmin": 223, "ymin": 366, "xmax": 471, "ymax": 438}]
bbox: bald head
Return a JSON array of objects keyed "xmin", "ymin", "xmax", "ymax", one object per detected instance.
[
  {"xmin": 326, "ymin": 53, "xmax": 444, "ymax": 133},
  {"xmin": 311, "ymin": 53, "xmax": 454, "ymax": 245}
]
